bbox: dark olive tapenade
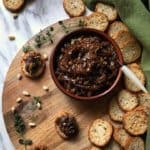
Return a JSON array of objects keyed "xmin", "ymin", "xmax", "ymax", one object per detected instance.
[
  {"xmin": 21, "ymin": 51, "xmax": 45, "ymax": 78},
  {"xmin": 55, "ymin": 112, "xmax": 79, "ymax": 139},
  {"xmin": 55, "ymin": 35, "xmax": 120, "ymax": 96}
]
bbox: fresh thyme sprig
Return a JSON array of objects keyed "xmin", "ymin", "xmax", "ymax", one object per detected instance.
[
  {"xmin": 13, "ymin": 111, "xmax": 33, "ymax": 148},
  {"xmin": 23, "ymin": 45, "xmax": 33, "ymax": 53},
  {"xmin": 14, "ymin": 112, "xmax": 26, "ymax": 135},
  {"xmin": 34, "ymin": 34, "xmax": 46, "ymax": 48},
  {"xmin": 34, "ymin": 27, "xmax": 54, "ymax": 48},
  {"xmin": 19, "ymin": 138, "xmax": 33, "ymax": 145},
  {"xmin": 33, "ymin": 96, "xmax": 41, "ymax": 104},
  {"xmin": 78, "ymin": 19, "xmax": 85, "ymax": 28},
  {"xmin": 58, "ymin": 21, "xmax": 69, "ymax": 33},
  {"xmin": 46, "ymin": 30, "xmax": 53, "ymax": 44},
  {"xmin": 33, "ymin": 96, "xmax": 42, "ymax": 110}
]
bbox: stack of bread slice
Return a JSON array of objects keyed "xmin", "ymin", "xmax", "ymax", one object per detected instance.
[
  {"xmin": 86, "ymin": 4, "xmax": 147, "ymax": 148},
  {"xmin": 88, "ymin": 62, "xmax": 148, "ymax": 149}
]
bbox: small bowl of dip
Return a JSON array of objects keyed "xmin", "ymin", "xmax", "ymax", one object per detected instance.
[{"xmin": 50, "ymin": 28, "xmax": 123, "ymax": 101}]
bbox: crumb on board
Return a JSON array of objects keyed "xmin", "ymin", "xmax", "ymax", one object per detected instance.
[
  {"xmin": 22, "ymin": 90, "xmax": 30, "ymax": 96},
  {"xmin": 43, "ymin": 85, "xmax": 49, "ymax": 91},
  {"xmin": 8, "ymin": 34, "xmax": 16, "ymax": 41},
  {"xmin": 17, "ymin": 73, "xmax": 22, "ymax": 80},
  {"xmin": 16, "ymin": 97, "xmax": 22, "ymax": 103}
]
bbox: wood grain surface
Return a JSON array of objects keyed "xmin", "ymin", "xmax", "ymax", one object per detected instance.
[{"xmin": 2, "ymin": 17, "xmax": 120, "ymax": 150}]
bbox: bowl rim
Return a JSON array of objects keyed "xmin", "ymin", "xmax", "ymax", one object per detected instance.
[{"xmin": 50, "ymin": 28, "xmax": 123, "ymax": 101}]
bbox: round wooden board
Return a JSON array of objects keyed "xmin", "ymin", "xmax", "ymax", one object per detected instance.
[{"xmin": 2, "ymin": 17, "xmax": 119, "ymax": 150}]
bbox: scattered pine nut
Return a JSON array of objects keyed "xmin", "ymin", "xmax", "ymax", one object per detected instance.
[
  {"xmin": 22, "ymin": 91, "xmax": 30, "ymax": 96},
  {"xmin": 28, "ymin": 122, "xmax": 36, "ymax": 128},
  {"xmin": 17, "ymin": 73, "xmax": 22, "ymax": 80},
  {"xmin": 43, "ymin": 85, "xmax": 49, "ymax": 91},
  {"xmin": 36, "ymin": 102, "xmax": 41, "ymax": 109},
  {"xmin": 8, "ymin": 34, "xmax": 15, "ymax": 41},
  {"xmin": 43, "ymin": 53, "xmax": 48, "ymax": 61},
  {"xmin": 11, "ymin": 106, "xmax": 16, "ymax": 113},
  {"xmin": 16, "ymin": 97, "xmax": 22, "ymax": 103}
]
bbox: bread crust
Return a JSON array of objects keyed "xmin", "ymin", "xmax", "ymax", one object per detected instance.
[
  {"xmin": 3, "ymin": 0, "xmax": 25, "ymax": 12},
  {"xmin": 21, "ymin": 51, "xmax": 46, "ymax": 78},
  {"xmin": 123, "ymin": 106, "xmax": 148, "ymax": 136},
  {"xmin": 95, "ymin": 2, "xmax": 117, "ymax": 21},
  {"xmin": 85, "ymin": 12, "xmax": 109, "ymax": 31},
  {"xmin": 63, "ymin": 0, "xmax": 85, "ymax": 17},
  {"xmin": 88, "ymin": 119, "xmax": 113, "ymax": 147}
]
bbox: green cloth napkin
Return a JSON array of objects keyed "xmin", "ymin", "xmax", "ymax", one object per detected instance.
[{"xmin": 84, "ymin": 0, "xmax": 150, "ymax": 149}]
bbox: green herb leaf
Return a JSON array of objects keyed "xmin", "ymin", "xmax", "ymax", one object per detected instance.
[
  {"xmin": 23, "ymin": 45, "xmax": 33, "ymax": 53},
  {"xmin": 78, "ymin": 20, "xmax": 85, "ymax": 27},
  {"xmin": 14, "ymin": 112, "xmax": 26, "ymax": 135},
  {"xmin": 46, "ymin": 30, "xmax": 53, "ymax": 43},
  {"xmin": 58, "ymin": 20, "xmax": 69, "ymax": 33},
  {"xmin": 33, "ymin": 96, "xmax": 41, "ymax": 104},
  {"xmin": 58, "ymin": 21, "xmax": 63, "ymax": 25},
  {"xmin": 50, "ymin": 27, "xmax": 54, "ymax": 31},
  {"xmin": 19, "ymin": 139, "xmax": 32, "ymax": 145},
  {"xmin": 35, "ymin": 34, "xmax": 46, "ymax": 48}
]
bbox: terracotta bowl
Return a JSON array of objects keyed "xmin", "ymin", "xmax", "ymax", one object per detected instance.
[{"xmin": 50, "ymin": 28, "xmax": 123, "ymax": 101}]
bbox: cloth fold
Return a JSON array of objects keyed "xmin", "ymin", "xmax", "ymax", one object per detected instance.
[{"xmin": 84, "ymin": 0, "xmax": 150, "ymax": 149}]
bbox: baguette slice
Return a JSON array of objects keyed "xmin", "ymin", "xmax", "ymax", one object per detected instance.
[
  {"xmin": 123, "ymin": 106, "xmax": 148, "ymax": 136},
  {"xmin": 3, "ymin": 0, "xmax": 24, "ymax": 12},
  {"xmin": 55, "ymin": 112, "xmax": 79, "ymax": 139},
  {"xmin": 104, "ymin": 139, "xmax": 123, "ymax": 150},
  {"xmin": 109, "ymin": 97, "xmax": 124, "ymax": 122},
  {"xmin": 21, "ymin": 51, "xmax": 46, "ymax": 78},
  {"xmin": 114, "ymin": 31, "xmax": 136, "ymax": 49},
  {"xmin": 88, "ymin": 119, "xmax": 113, "ymax": 147},
  {"xmin": 108, "ymin": 21, "xmax": 129, "ymax": 39},
  {"xmin": 85, "ymin": 12, "xmax": 109, "ymax": 31},
  {"xmin": 118, "ymin": 89, "xmax": 138, "ymax": 111},
  {"xmin": 120, "ymin": 40, "xmax": 141, "ymax": 64},
  {"xmin": 124, "ymin": 63, "xmax": 145, "ymax": 92},
  {"xmin": 63, "ymin": 0, "xmax": 85, "ymax": 17},
  {"xmin": 113, "ymin": 127, "xmax": 132, "ymax": 148},
  {"xmin": 95, "ymin": 3, "xmax": 117, "ymax": 21},
  {"xmin": 125, "ymin": 137, "xmax": 144, "ymax": 150}
]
